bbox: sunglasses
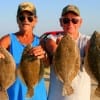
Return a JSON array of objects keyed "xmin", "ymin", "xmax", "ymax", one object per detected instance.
[
  {"xmin": 18, "ymin": 15, "xmax": 33, "ymax": 22},
  {"xmin": 62, "ymin": 18, "xmax": 79, "ymax": 24}
]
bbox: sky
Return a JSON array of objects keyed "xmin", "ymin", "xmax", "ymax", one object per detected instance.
[{"xmin": 0, "ymin": 0, "xmax": 100, "ymax": 37}]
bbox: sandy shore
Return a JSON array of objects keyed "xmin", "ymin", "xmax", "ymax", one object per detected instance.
[{"xmin": 44, "ymin": 67, "xmax": 100, "ymax": 100}]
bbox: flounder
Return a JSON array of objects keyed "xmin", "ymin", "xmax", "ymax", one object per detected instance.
[
  {"xmin": 53, "ymin": 34, "xmax": 80, "ymax": 96},
  {"xmin": 17, "ymin": 44, "xmax": 44, "ymax": 98},
  {"xmin": 0, "ymin": 47, "xmax": 16, "ymax": 100},
  {"xmin": 85, "ymin": 31, "xmax": 100, "ymax": 97}
]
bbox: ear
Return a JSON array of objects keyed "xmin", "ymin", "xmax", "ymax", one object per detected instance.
[
  {"xmin": 59, "ymin": 18, "xmax": 63, "ymax": 27},
  {"xmin": 79, "ymin": 18, "xmax": 83, "ymax": 27},
  {"xmin": 16, "ymin": 17, "xmax": 18, "ymax": 24},
  {"xmin": 34, "ymin": 16, "xmax": 38, "ymax": 23}
]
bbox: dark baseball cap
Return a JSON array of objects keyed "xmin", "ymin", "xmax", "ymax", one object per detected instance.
[
  {"xmin": 61, "ymin": 5, "xmax": 80, "ymax": 16},
  {"xmin": 17, "ymin": 2, "xmax": 36, "ymax": 16}
]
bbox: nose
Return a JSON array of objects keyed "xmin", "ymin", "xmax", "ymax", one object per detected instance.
[
  {"xmin": 24, "ymin": 17, "xmax": 29, "ymax": 22},
  {"xmin": 68, "ymin": 20, "xmax": 73, "ymax": 24}
]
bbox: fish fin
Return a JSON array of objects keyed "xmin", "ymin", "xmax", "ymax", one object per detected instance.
[
  {"xmin": 95, "ymin": 85, "xmax": 100, "ymax": 97},
  {"xmin": 39, "ymin": 60, "xmax": 44, "ymax": 81},
  {"xmin": 17, "ymin": 66, "xmax": 26, "ymax": 84},
  {"xmin": 84, "ymin": 54, "xmax": 98, "ymax": 82},
  {"xmin": 62, "ymin": 84, "xmax": 74, "ymax": 96}
]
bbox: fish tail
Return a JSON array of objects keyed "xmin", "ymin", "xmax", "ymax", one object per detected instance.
[
  {"xmin": 95, "ymin": 85, "xmax": 100, "ymax": 97},
  {"xmin": 0, "ymin": 90, "xmax": 9, "ymax": 100},
  {"xmin": 62, "ymin": 84, "xmax": 74, "ymax": 96},
  {"xmin": 26, "ymin": 87, "xmax": 34, "ymax": 98}
]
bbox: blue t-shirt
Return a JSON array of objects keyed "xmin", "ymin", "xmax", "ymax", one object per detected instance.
[{"xmin": 7, "ymin": 33, "xmax": 47, "ymax": 100}]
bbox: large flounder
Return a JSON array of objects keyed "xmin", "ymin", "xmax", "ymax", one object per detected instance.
[
  {"xmin": 85, "ymin": 31, "xmax": 100, "ymax": 97},
  {"xmin": 0, "ymin": 47, "xmax": 16, "ymax": 100},
  {"xmin": 17, "ymin": 44, "xmax": 44, "ymax": 98},
  {"xmin": 53, "ymin": 34, "xmax": 80, "ymax": 96}
]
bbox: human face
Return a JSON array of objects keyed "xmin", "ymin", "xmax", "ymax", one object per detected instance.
[
  {"xmin": 60, "ymin": 13, "xmax": 82, "ymax": 38},
  {"xmin": 17, "ymin": 11, "xmax": 37, "ymax": 32}
]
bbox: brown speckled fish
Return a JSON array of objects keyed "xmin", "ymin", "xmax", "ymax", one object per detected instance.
[
  {"xmin": 0, "ymin": 47, "xmax": 16, "ymax": 100},
  {"xmin": 87, "ymin": 31, "xmax": 100, "ymax": 97},
  {"xmin": 53, "ymin": 34, "xmax": 80, "ymax": 96},
  {"xmin": 17, "ymin": 44, "xmax": 44, "ymax": 98}
]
